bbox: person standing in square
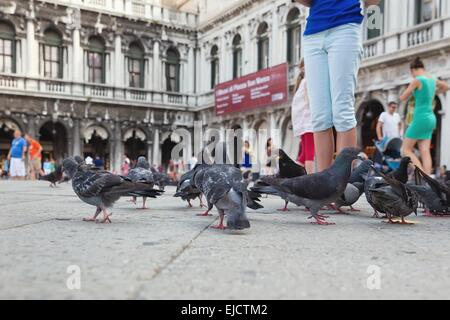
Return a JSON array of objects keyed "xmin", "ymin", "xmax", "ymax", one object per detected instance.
[
  {"xmin": 297, "ymin": 0, "xmax": 380, "ymax": 171},
  {"xmin": 7, "ymin": 130, "xmax": 27, "ymax": 180}
]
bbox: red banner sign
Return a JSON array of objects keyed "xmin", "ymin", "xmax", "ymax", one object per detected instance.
[{"xmin": 215, "ymin": 63, "xmax": 289, "ymax": 116}]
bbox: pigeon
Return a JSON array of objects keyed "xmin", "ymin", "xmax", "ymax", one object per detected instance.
[
  {"xmin": 411, "ymin": 166, "xmax": 450, "ymax": 216},
  {"xmin": 366, "ymin": 166, "xmax": 418, "ymax": 224},
  {"xmin": 387, "ymin": 157, "xmax": 412, "ymax": 184},
  {"xmin": 39, "ymin": 164, "xmax": 64, "ymax": 187},
  {"xmin": 257, "ymin": 149, "xmax": 308, "ymax": 211},
  {"xmin": 334, "ymin": 182, "xmax": 364, "ymax": 212},
  {"xmin": 192, "ymin": 164, "xmax": 258, "ymax": 230},
  {"xmin": 331, "ymin": 159, "xmax": 373, "ymax": 213},
  {"xmin": 174, "ymin": 165, "xmax": 209, "ymax": 215},
  {"xmin": 349, "ymin": 160, "xmax": 373, "ymax": 184},
  {"xmin": 277, "ymin": 149, "xmax": 307, "ymax": 179},
  {"xmin": 150, "ymin": 167, "xmax": 172, "ymax": 191},
  {"xmin": 252, "ymin": 176, "xmax": 306, "ymax": 210},
  {"xmin": 127, "ymin": 157, "xmax": 155, "ymax": 209},
  {"xmin": 62, "ymin": 158, "xmax": 163, "ymax": 223},
  {"xmin": 252, "ymin": 147, "xmax": 361, "ymax": 225}
]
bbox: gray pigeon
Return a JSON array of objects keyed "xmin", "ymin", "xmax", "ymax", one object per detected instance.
[
  {"xmin": 174, "ymin": 164, "xmax": 209, "ymax": 215},
  {"xmin": 253, "ymin": 177, "xmax": 306, "ymax": 211},
  {"xmin": 334, "ymin": 182, "xmax": 364, "ymax": 212},
  {"xmin": 192, "ymin": 164, "xmax": 258, "ymax": 230},
  {"xmin": 252, "ymin": 148, "xmax": 360, "ymax": 225},
  {"xmin": 127, "ymin": 157, "xmax": 155, "ymax": 209},
  {"xmin": 150, "ymin": 167, "xmax": 172, "ymax": 191},
  {"xmin": 62, "ymin": 158, "xmax": 163, "ymax": 223},
  {"xmin": 367, "ymin": 166, "xmax": 418, "ymax": 224},
  {"xmin": 410, "ymin": 166, "xmax": 450, "ymax": 216}
]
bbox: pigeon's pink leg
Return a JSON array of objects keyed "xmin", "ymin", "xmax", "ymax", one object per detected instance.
[
  {"xmin": 348, "ymin": 206, "xmax": 361, "ymax": 212},
  {"xmin": 330, "ymin": 204, "xmax": 346, "ymax": 214},
  {"xmin": 187, "ymin": 200, "xmax": 193, "ymax": 208},
  {"xmin": 199, "ymin": 196, "xmax": 206, "ymax": 208},
  {"xmin": 83, "ymin": 208, "xmax": 101, "ymax": 222},
  {"xmin": 303, "ymin": 207, "xmax": 311, "ymax": 212},
  {"xmin": 317, "ymin": 214, "xmax": 330, "ymax": 219},
  {"xmin": 97, "ymin": 209, "xmax": 112, "ymax": 224},
  {"xmin": 211, "ymin": 215, "xmax": 226, "ymax": 230},
  {"xmin": 311, "ymin": 217, "xmax": 335, "ymax": 226},
  {"xmin": 141, "ymin": 197, "xmax": 148, "ymax": 210},
  {"xmin": 277, "ymin": 201, "xmax": 290, "ymax": 212},
  {"xmin": 127, "ymin": 197, "xmax": 137, "ymax": 205},
  {"xmin": 197, "ymin": 209, "xmax": 212, "ymax": 217}
]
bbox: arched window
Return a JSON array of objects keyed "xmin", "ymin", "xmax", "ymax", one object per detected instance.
[
  {"xmin": 210, "ymin": 45, "xmax": 219, "ymax": 89},
  {"xmin": 128, "ymin": 41, "xmax": 145, "ymax": 88},
  {"xmin": 232, "ymin": 34, "xmax": 242, "ymax": 79},
  {"xmin": 42, "ymin": 28, "xmax": 63, "ymax": 78},
  {"xmin": 87, "ymin": 36, "xmax": 105, "ymax": 84},
  {"xmin": 257, "ymin": 22, "xmax": 269, "ymax": 71},
  {"xmin": 0, "ymin": 21, "xmax": 16, "ymax": 73},
  {"xmin": 286, "ymin": 8, "xmax": 301, "ymax": 65},
  {"xmin": 166, "ymin": 48, "xmax": 180, "ymax": 92}
]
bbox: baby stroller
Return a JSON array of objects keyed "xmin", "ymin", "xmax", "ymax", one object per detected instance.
[{"xmin": 373, "ymin": 137, "xmax": 403, "ymax": 172}]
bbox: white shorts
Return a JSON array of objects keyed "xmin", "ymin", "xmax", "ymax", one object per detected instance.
[{"xmin": 10, "ymin": 158, "xmax": 26, "ymax": 177}]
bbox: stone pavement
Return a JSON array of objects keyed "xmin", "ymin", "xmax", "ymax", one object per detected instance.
[{"xmin": 1, "ymin": 180, "xmax": 449, "ymax": 300}]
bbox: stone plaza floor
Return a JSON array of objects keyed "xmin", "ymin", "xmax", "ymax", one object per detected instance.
[{"xmin": 0, "ymin": 180, "xmax": 449, "ymax": 300}]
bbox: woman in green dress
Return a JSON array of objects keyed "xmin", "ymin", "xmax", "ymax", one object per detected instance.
[{"xmin": 400, "ymin": 57, "xmax": 449, "ymax": 174}]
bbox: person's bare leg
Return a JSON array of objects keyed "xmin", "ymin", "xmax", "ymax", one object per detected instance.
[
  {"xmin": 402, "ymin": 138, "xmax": 423, "ymax": 170},
  {"xmin": 305, "ymin": 161, "xmax": 314, "ymax": 174},
  {"xmin": 314, "ymin": 128, "xmax": 334, "ymax": 172},
  {"xmin": 418, "ymin": 139, "xmax": 433, "ymax": 175},
  {"xmin": 336, "ymin": 127, "xmax": 357, "ymax": 153}
]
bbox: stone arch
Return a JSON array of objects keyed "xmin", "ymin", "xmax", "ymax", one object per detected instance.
[
  {"xmin": 123, "ymin": 127, "xmax": 148, "ymax": 161},
  {"xmin": 357, "ymin": 99, "xmax": 385, "ymax": 152},
  {"xmin": 82, "ymin": 123, "xmax": 110, "ymax": 169},
  {"xmin": 38, "ymin": 121, "xmax": 69, "ymax": 163},
  {"xmin": 0, "ymin": 117, "xmax": 21, "ymax": 158}
]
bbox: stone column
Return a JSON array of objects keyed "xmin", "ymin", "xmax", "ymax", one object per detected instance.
[
  {"xmin": 271, "ymin": 11, "xmax": 279, "ymax": 66},
  {"xmin": 26, "ymin": 17, "xmax": 38, "ymax": 77},
  {"xmin": 114, "ymin": 34, "xmax": 124, "ymax": 88},
  {"xmin": 187, "ymin": 46, "xmax": 195, "ymax": 93},
  {"xmin": 152, "ymin": 128, "xmax": 160, "ymax": 166},
  {"xmin": 73, "ymin": 119, "xmax": 81, "ymax": 156},
  {"xmin": 153, "ymin": 41, "xmax": 161, "ymax": 91},
  {"xmin": 72, "ymin": 27, "xmax": 83, "ymax": 94}
]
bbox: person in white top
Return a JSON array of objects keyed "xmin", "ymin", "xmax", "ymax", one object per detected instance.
[
  {"xmin": 292, "ymin": 59, "xmax": 315, "ymax": 174},
  {"xmin": 376, "ymin": 101, "xmax": 403, "ymax": 141}
]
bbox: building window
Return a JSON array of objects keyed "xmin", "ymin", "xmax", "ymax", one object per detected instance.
[
  {"xmin": 257, "ymin": 22, "xmax": 269, "ymax": 71},
  {"xmin": 286, "ymin": 8, "xmax": 301, "ymax": 65},
  {"xmin": 0, "ymin": 21, "xmax": 15, "ymax": 74},
  {"xmin": 415, "ymin": 0, "xmax": 434, "ymax": 24},
  {"xmin": 42, "ymin": 28, "xmax": 63, "ymax": 78},
  {"xmin": 128, "ymin": 42, "xmax": 145, "ymax": 88},
  {"xmin": 210, "ymin": 45, "xmax": 219, "ymax": 89},
  {"xmin": 367, "ymin": 0, "xmax": 384, "ymax": 39},
  {"xmin": 87, "ymin": 36, "xmax": 105, "ymax": 84},
  {"xmin": 232, "ymin": 34, "xmax": 243, "ymax": 79},
  {"xmin": 166, "ymin": 48, "xmax": 180, "ymax": 92}
]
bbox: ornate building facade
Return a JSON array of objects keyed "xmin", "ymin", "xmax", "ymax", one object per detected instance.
[{"xmin": 1, "ymin": 0, "xmax": 450, "ymax": 172}]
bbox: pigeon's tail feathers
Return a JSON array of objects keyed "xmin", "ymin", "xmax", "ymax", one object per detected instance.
[
  {"xmin": 125, "ymin": 188, "xmax": 164, "ymax": 198},
  {"xmin": 246, "ymin": 190, "xmax": 264, "ymax": 210},
  {"xmin": 251, "ymin": 184, "xmax": 281, "ymax": 197}
]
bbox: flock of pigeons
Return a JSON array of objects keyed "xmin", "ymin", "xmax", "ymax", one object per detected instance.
[{"xmin": 39, "ymin": 145, "xmax": 450, "ymax": 229}]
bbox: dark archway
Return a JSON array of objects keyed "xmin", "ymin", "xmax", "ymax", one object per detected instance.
[
  {"xmin": 358, "ymin": 100, "xmax": 385, "ymax": 151},
  {"xmin": 161, "ymin": 136, "xmax": 177, "ymax": 171},
  {"xmin": 83, "ymin": 126, "xmax": 109, "ymax": 169},
  {"xmin": 0, "ymin": 118, "xmax": 20, "ymax": 158},
  {"xmin": 38, "ymin": 121, "xmax": 68, "ymax": 163},
  {"xmin": 124, "ymin": 129, "xmax": 147, "ymax": 162}
]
